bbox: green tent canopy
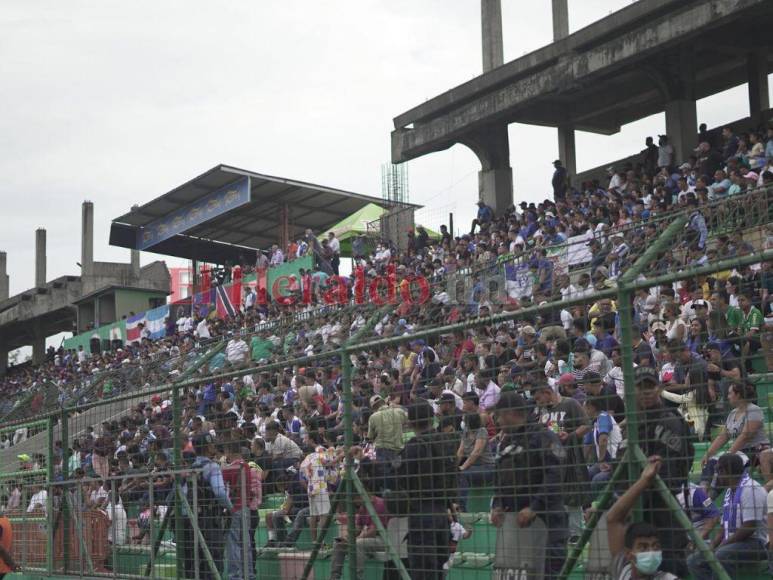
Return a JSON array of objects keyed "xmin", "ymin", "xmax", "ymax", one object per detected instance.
[{"xmin": 320, "ymin": 203, "xmax": 440, "ymax": 257}]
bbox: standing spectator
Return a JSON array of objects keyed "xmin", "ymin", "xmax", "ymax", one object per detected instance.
[
  {"xmin": 0, "ymin": 503, "xmax": 19, "ymax": 576},
  {"xmin": 552, "ymin": 160, "xmax": 568, "ymax": 200},
  {"xmin": 367, "ymin": 394, "xmax": 406, "ymax": 492},
  {"xmin": 398, "ymin": 399, "xmax": 456, "ymax": 580},
  {"xmin": 222, "ymin": 441, "xmax": 256, "ymax": 580},
  {"xmin": 92, "ymin": 423, "xmax": 114, "ymax": 481},
  {"xmin": 456, "ymin": 412, "xmax": 495, "ymax": 511},
  {"xmin": 255, "ymin": 250, "xmax": 269, "ymax": 270},
  {"xmin": 491, "ymin": 391, "xmax": 567, "ymax": 579},
  {"xmin": 643, "ymin": 136, "xmax": 659, "ymax": 175},
  {"xmin": 225, "ymin": 335, "xmax": 249, "ymax": 365},
  {"xmin": 657, "ymin": 135, "xmax": 674, "ymax": 170},
  {"xmin": 269, "ymin": 244, "xmax": 284, "ymax": 267},
  {"xmin": 328, "ymin": 232, "xmax": 341, "ymax": 275},
  {"xmin": 299, "ymin": 434, "xmax": 337, "ymax": 543},
  {"xmin": 633, "ymin": 367, "xmax": 692, "ymax": 576},
  {"xmin": 721, "ymin": 126, "xmax": 740, "ymax": 161}
]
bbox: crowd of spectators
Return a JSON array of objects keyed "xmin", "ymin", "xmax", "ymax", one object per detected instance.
[{"xmin": 2, "ymin": 122, "xmax": 773, "ymax": 579}]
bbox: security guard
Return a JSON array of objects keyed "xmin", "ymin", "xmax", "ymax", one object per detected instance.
[
  {"xmin": 491, "ymin": 391, "xmax": 568, "ymax": 580},
  {"xmin": 631, "ymin": 366, "xmax": 693, "ymax": 578}
]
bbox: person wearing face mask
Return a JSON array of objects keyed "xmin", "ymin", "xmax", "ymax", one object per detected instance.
[{"xmin": 606, "ymin": 455, "xmax": 678, "ymax": 579}]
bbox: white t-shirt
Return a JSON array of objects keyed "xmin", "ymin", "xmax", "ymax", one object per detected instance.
[
  {"xmin": 27, "ymin": 490, "xmax": 48, "ymax": 514},
  {"xmin": 196, "ymin": 319, "xmax": 211, "ymax": 339}
]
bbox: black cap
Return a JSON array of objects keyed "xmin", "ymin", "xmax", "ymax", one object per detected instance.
[
  {"xmin": 407, "ymin": 398, "xmax": 434, "ymax": 424},
  {"xmin": 578, "ymin": 371, "xmax": 602, "ymax": 385},
  {"xmin": 634, "ymin": 367, "xmax": 659, "ymax": 385},
  {"xmin": 494, "ymin": 391, "xmax": 528, "ymax": 412},
  {"xmin": 439, "ymin": 392, "xmax": 456, "ymax": 403}
]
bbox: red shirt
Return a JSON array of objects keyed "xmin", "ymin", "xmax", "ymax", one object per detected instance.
[
  {"xmin": 222, "ymin": 459, "xmax": 255, "ymax": 512},
  {"xmin": 0, "ymin": 516, "xmax": 12, "ymax": 573}
]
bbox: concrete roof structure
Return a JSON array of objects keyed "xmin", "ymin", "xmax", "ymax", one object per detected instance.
[
  {"xmin": 393, "ymin": 0, "xmax": 773, "ymax": 161},
  {"xmin": 109, "ymin": 164, "xmax": 417, "ymax": 264},
  {"xmin": 391, "ymin": 0, "xmax": 773, "ymax": 213}
]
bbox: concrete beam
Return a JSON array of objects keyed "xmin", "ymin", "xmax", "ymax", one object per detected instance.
[
  {"xmin": 82, "ymin": 201, "xmax": 94, "ymax": 277},
  {"xmin": 552, "ymin": 0, "xmax": 569, "ymax": 42},
  {"xmin": 747, "ymin": 49, "xmax": 770, "ymax": 118},
  {"xmin": 392, "ymin": 0, "xmax": 770, "ymax": 163},
  {"xmin": 35, "ymin": 228, "xmax": 46, "ymax": 288},
  {"xmin": 0, "ymin": 251, "xmax": 8, "ymax": 301},
  {"xmin": 481, "ymin": 0, "xmax": 504, "ymax": 72},
  {"xmin": 461, "ymin": 125, "xmax": 513, "ymax": 213}
]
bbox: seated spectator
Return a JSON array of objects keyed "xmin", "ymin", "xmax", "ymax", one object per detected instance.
[
  {"xmin": 688, "ymin": 453, "xmax": 769, "ymax": 579},
  {"xmin": 456, "ymin": 412, "xmax": 495, "ymax": 511}
]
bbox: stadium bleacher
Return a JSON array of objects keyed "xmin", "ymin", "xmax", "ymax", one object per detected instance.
[{"xmin": 1, "ymin": 127, "xmax": 773, "ymax": 580}]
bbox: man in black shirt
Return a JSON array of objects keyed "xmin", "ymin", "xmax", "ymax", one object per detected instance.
[
  {"xmin": 634, "ymin": 367, "xmax": 693, "ymax": 577},
  {"xmin": 491, "ymin": 391, "xmax": 568, "ymax": 579},
  {"xmin": 398, "ymin": 399, "xmax": 455, "ymax": 580}
]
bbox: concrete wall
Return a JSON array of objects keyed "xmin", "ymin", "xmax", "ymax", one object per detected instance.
[{"xmin": 114, "ymin": 288, "xmax": 167, "ymax": 320}]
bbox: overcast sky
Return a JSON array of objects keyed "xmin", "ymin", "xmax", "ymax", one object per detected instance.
[{"xmin": 1, "ymin": 0, "xmax": 766, "ymax": 302}]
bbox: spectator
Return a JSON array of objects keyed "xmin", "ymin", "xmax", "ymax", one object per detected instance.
[
  {"xmin": 606, "ymin": 456, "xmax": 678, "ymax": 579},
  {"xmin": 688, "ymin": 453, "xmax": 769, "ymax": 579}
]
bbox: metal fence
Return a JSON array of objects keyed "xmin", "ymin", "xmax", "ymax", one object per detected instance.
[{"xmin": 0, "ymin": 200, "xmax": 771, "ymax": 580}]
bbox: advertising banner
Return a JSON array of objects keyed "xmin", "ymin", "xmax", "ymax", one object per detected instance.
[{"xmin": 136, "ymin": 176, "xmax": 250, "ymax": 250}]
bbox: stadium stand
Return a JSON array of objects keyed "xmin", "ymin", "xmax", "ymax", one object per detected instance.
[{"xmin": 1, "ymin": 125, "xmax": 773, "ymax": 580}]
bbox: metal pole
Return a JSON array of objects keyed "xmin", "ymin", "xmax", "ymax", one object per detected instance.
[
  {"xmin": 177, "ymin": 491, "xmax": 222, "ymax": 580},
  {"xmin": 193, "ymin": 476, "xmax": 200, "ymax": 580},
  {"xmin": 149, "ymin": 478, "xmax": 156, "ymax": 578},
  {"xmin": 342, "ymin": 353, "xmax": 357, "ymax": 580},
  {"xmin": 172, "ymin": 380, "xmax": 183, "ymax": 579},
  {"xmin": 616, "ymin": 283, "xmax": 642, "ymax": 521},
  {"xmin": 240, "ymin": 467, "xmax": 248, "ymax": 580},
  {"xmin": 46, "ymin": 417, "xmax": 55, "ymax": 575},
  {"xmin": 61, "ymin": 409, "xmax": 70, "ymax": 573},
  {"xmin": 145, "ymin": 502, "xmax": 172, "ymax": 577},
  {"xmin": 111, "ymin": 479, "xmax": 118, "ymax": 579}
]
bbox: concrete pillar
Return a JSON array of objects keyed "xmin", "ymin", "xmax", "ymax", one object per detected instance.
[
  {"xmin": 557, "ymin": 124, "xmax": 577, "ymax": 179},
  {"xmin": 747, "ymin": 50, "xmax": 770, "ymax": 119},
  {"xmin": 0, "ymin": 251, "xmax": 9, "ymax": 301},
  {"xmin": 35, "ymin": 228, "xmax": 46, "ymax": 287},
  {"xmin": 665, "ymin": 98, "xmax": 698, "ymax": 166},
  {"xmin": 32, "ymin": 337, "xmax": 46, "ymax": 365},
  {"xmin": 481, "ymin": 0, "xmax": 504, "ymax": 72},
  {"xmin": 130, "ymin": 204, "xmax": 141, "ymax": 278},
  {"xmin": 82, "ymin": 201, "xmax": 94, "ymax": 277},
  {"xmin": 130, "ymin": 250, "xmax": 140, "ymax": 278},
  {"xmin": 0, "ymin": 348, "xmax": 7, "ymax": 377},
  {"xmin": 478, "ymin": 169, "xmax": 513, "ymax": 215},
  {"xmin": 552, "ymin": 0, "xmax": 569, "ymax": 41},
  {"xmin": 464, "ymin": 125, "xmax": 513, "ymax": 214}
]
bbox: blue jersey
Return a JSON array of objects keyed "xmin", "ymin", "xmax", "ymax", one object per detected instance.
[{"xmin": 678, "ymin": 483, "xmax": 719, "ymax": 529}]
